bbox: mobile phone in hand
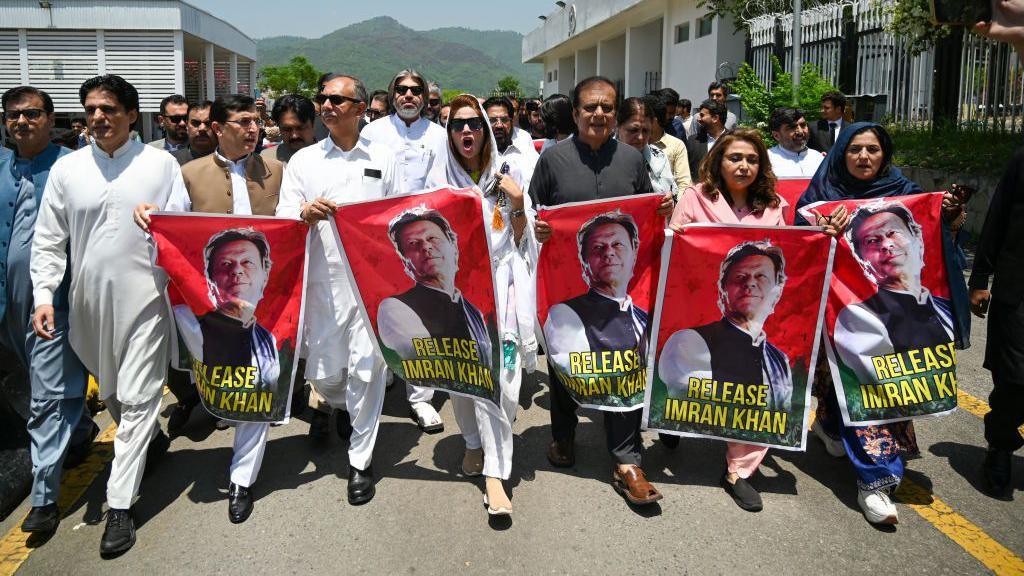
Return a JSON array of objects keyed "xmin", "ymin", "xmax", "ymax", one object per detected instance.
[
  {"xmin": 951, "ymin": 184, "xmax": 977, "ymax": 204},
  {"xmin": 931, "ymin": 0, "xmax": 993, "ymax": 25}
]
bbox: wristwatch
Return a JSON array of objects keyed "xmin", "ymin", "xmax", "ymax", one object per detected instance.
[{"xmin": 510, "ymin": 208, "xmax": 525, "ymax": 218}]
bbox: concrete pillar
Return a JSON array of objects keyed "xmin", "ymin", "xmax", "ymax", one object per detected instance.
[
  {"xmin": 230, "ymin": 53, "xmax": 238, "ymax": 94},
  {"xmin": 575, "ymin": 46, "xmax": 597, "ymax": 84},
  {"xmin": 96, "ymin": 29, "xmax": 106, "ymax": 74},
  {"xmin": 173, "ymin": 31, "xmax": 184, "ymax": 95},
  {"xmin": 204, "ymin": 43, "xmax": 215, "ymax": 101},
  {"xmin": 557, "ymin": 56, "xmax": 574, "ymax": 95},
  {"xmin": 249, "ymin": 60, "xmax": 257, "ymax": 97},
  {"xmin": 597, "ymin": 35, "xmax": 626, "ymax": 95},
  {"xmin": 18, "ymin": 29, "xmax": 28, "ymax": 84},
  {"xmin": 627, "ymin": 19, "xmax": 664, "ymax": 97}
]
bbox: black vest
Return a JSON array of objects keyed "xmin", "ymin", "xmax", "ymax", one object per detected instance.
[
  {"xmin": 693, "ymin": 319, "xmax": 764, "ymax": 386},
  {"xmin": 394, "ymin": 283, "xmax": 492, "ymax": 367},
  {"xmin": 563, "ymin": 289, "xmax": 648, "ymax": 356},
  {"xmin": 199, "ymin": 311, "xmax": 276, "ymax": 392},
  {"xmin": 859, "ymin": 290, "xmax": 952, "ymax": 351}
]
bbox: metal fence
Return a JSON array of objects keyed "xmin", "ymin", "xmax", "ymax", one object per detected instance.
[{"xmin": 745, "ymin": 0, "xmax": 1022, "ymax": 134}]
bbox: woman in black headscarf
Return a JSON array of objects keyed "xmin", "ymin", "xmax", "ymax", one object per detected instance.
[{"xmin": 797, "ymin": 122, "xmax": 970, "ymax": 526}]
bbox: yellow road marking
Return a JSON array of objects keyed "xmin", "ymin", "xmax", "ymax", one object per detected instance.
[
  {"xmin": 0, "ymin": 423, "xmax": 117, "ymax": 576},
  {"xmin": 809, "ymin": 410, "xmax": 1024, "ymax": 575},
  {"xmin": 957, "ymin": 389, "xmax": 1024, "ymax": 436}
]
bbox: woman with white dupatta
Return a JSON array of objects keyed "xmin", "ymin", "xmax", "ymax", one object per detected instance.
[{"xmin": 440, "ymin": 94, "xmax": 538, "ymax": 517}]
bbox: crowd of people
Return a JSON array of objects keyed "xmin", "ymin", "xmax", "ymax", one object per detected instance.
[{"xmin": 0, "ymin": 1, "xmax": 1021, "ymax": 558}]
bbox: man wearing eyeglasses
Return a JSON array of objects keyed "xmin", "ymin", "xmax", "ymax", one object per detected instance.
[
  {"xmin": 169, "ymin": 100, "xmax": 218, "ymax": 167},
  {"xmin": 148, "ymin": 94, "xmax": 189, "ymax": 152},
  {"xmin": 425, "ymin": 82, "xmax": 443, "ymax": 123},
  {"xmin": 0, "ymin": 85, "xmax": 98, "ymax": 535},
  {"xmin": 363, "ymin": 90, "xmax": 389, "ymax": 127},
  {"xmin": 361, "ymin": 69, "xmax": 449, "ymax": 433},
  {"xmin": 484, "ymin": 96, "xmax": 538, "ymax": 190},
  {"xmin": 277, "ymin": 73, "xmax": 398, "ymax": 506},
  {"xmin": 261, "ymin": 94, "xmax": 316, "ymax": 167},
  {"xmin": 134, "ymin": 93, "xmax": 283, "ymax": 525},
  {"xmin": 530, "ymin": 76, "xmax": 674, "ymax": 508}
]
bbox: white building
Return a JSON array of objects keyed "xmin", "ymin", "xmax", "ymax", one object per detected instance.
[
  {"xmin": 0, "ymin": 0, "xmax": 257, "ymax": 141},
  {"xmin": 523, "ymin": 0, "xmax": 746, "ymax": 104}
]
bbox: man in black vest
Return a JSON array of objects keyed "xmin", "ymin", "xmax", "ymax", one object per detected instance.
[
  {"xmin": 660, "ymin": 241, "xmax": 793, "ymax": 413},
  {"xmin": 377, "ymin": 207, "xmax": 494, "ymax": 385}
]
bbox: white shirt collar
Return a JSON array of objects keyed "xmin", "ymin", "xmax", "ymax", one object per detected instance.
[
  {"xmin": 390, "ymin": 113, "xmax": 428, "ymax": 136},
  {"xmin": 771, "ymin": 145, "xmax": 809, "ymax": 161},
  {"xmin": 726, "ymin": 317, "xmax": 767, "ymax": 346},
  {"xmin": 591, "ymin": 289, "xmax": 634, "ymax": 312},
  {"xmin": 321, "ymin": 134, "xmax": 371, "ymax": 158},
  {"xmin": 215, "ymin": 148, "xmax": 249, "ymax": 172},
  {"xmin": 92, "ymin": 138, "xmax": 134, "ymax": 160},
  {"xmin": 882, "ymin": 285, "xmax": 932, "ymax": 306},
  {"xmin": 418, "ymin": 281, "xmax": 463, "ymax": 303}
]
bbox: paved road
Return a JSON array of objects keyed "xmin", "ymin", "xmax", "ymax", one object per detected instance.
[{"xmin": 2, "ymin": 312, "xmax": 1022, "ymax": 575}]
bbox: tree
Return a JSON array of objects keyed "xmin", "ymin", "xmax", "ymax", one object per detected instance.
[
  {"xmin": 495, "ymin": 76, "xmax": 522, "ymax": 97},
  {"xmin": 258, "ymin": 56, "xmax": 322, "ymax": 98}
]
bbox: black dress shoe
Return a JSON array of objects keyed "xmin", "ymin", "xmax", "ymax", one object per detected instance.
[
  {"xmin": 143, "ymin": 429, "xmax": 171, "ymax": 477},
  {"xmin": 721, "ymin": 473, "xmax": 763, "ymax": 512},
  {"xmin": 227, "ymin": 483, "xmax": 254, "ymax": 524},
  {"xmin": 347, "ymin": 466, "xmax": 375, "ymax": 505},
  {"xmin": 546, "ymin": 437, "xmax": 575, "ymax": 468},
  {"xmin": 336, "ymin": 410, "xmax": 353, "ymax": 445},
  {"xmin": 21, "ymin": 504, "xmax": 60, "ymax": 533},
  {"xmin": 63, "ymin": 421, "xmax": 101, "ymax": 469},
  {"xmin": 167, "ymin": 399, "xmax": 197, "ymax": 436},
  {"xmin": 658, "ymin": 433, "xmax": 680, "ymax": 450},
  {"xmin": 308, "ymin": 411, "xmax": 329, "ymax": 445},
  {"xmin": 983, "ymin": 447, "xmax": 1014, "ymax": 500},
  {"xmin": 100, "ymin": 508, "xmax": 136, "ymax": 555}
]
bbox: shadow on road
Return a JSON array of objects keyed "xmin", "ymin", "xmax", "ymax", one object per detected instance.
[{"xmin": 929, "ymin": 441, "xmax": 1024, "ymax": 495}]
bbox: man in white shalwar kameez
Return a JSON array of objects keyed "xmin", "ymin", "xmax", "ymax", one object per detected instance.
[
  {"xmin": 360, "ymin": 68, "xmax": 448, "ymax": 432},
  {"xmin": 276, "ymin": 74, "xmax": 398, "ymax": 505},
  {"xmin": 31, "ymin": 75, "xmax": 187, "ymax": 556}
]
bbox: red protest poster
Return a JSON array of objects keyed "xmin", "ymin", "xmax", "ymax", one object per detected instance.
[
  {"xmin": 150, "ymin": 213, "xmax": 310, "ymax": 423},
  {"xmin": 536, "ymin": 193, "xmax": 665, "ymax": 411},
  {"xmin": 644, "ymin": 224, "xmax": 834, "ymax": 449},
  {"xmin": 776, "ymin": 178, "xmax": 812, "ymax": 225},
  {"xmin": 334, "ymin": 188, "xmax": 501, "ymax": 405},
  {"xmin": 799, "ymin": 192, "xmax": 958, "ymax": 425}
]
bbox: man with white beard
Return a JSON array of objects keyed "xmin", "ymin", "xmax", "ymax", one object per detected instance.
[{"xmin": 361, "ymin": 69, "xmax": 448, "ymax": 433}]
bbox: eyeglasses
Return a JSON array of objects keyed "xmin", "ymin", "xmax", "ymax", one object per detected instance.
[
  {"xmin": 449, "ymin": 117, "xmax": 484, "ymax": 132},
  {"xmin": 488, "ymin": 116, "xmax": 511, "ymax": 126},
  {"xmin": 224, "ymin": 117, "xmax": 262, "ymax": 130},
  {"xmin": 428, "ymin": 98, "xmax": 441, "ymax": 106},
  {"xmin": 163, "ymin": 114, "xmax": 188, "ymax": 124},
  {"xmin": 315, "ymin": 93, "xmax": 363, "ymax": 107},
  {"xmin": 189, "ymin": 119, "xmax": 210, "ymax": 128},
  {"xmin": 366, "ymin": 109, "xmax": 384, "ymax": 120},
  {"xmin": 3, "ymin": 108, "xmax": 46, "ymax": 122},
  {"xmin": 395, "ymin": 85, "xmax": 424, "ymax": 96},
  {"xmin": 582, "ymin": 103, "xmax": 614, "ymax": 114}
]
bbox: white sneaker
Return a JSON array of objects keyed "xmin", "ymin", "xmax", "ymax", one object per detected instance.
[
  {"xmin": 410, "ymin": 401, "xmax": 444, "ymax": 433},
  {"xmin": 812, "ymin": 420, "xmax": 846, "ymax": 458},
  {"xmin": 858, "ymin": 488, "xmax": 898, "ymax": 525}
]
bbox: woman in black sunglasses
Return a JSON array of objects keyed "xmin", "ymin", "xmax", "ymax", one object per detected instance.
[{"xmin": 439, "ymin": 94, "xmax": 539, "ymax": 519}]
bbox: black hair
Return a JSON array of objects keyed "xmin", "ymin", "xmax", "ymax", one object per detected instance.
[
  {"xmin": 572, "ymin": 76, "xmax": 616, "ymax": 109},
  {"xmin": 79, "ymin": 75, "xmax": 139, "ymax": 114},
  {"xmin": 821, "ymin": 90, "xmax": 848, "ymax": 110},
  {"xmin": 205, "ymin": 228, "xmax": 272, "ymax": 278},
  {"xmin": 644, "ymin": 94, "xmax": 669, "ymax": 130},
  {"xmin": 482, "ymin": 96, "xmax": 514, "ymax": 118},
  {"xmin": 211, "ymin": 94, "xmax": 256, "ymax": 124},
  {"xmin": 678, "ymin": 98, "xmax": 692, "ymax": 113},
  {"xmin": 617, "ymin": 97, "xmax": 653, "ymax": 125},
  {"xmin": 271, "ymin": 94, "xmax": 316, "ymax": 126},
  {"xmin": 659, "ymin": 87, "xmax": 680, "ymax": 106},
  {"xmin": 370, "ymin": 90, "xmax": 389, "ymax": 104},
  {"xmin": 188, "ymin": 100, "xmax": 214, "ymax": 114},
  {"xmin": 159, "ymin": 94, "xmax": 188, "ymax": 115},
  {"xmin": 698, "ymin": 98, "xmax": 727, "ymax": 125},
  {"xmin": 769, "ymin": 107, "xmax": 806, "ymax": 132},
  {"xmin": 540, "ymin": 94, "xmax": 575, "ymax": 139},
  {"xmin": 707, "ymin": 81, "xmax": 730, "ymax": 97},
  {"xmin": 2, "ymin": 86, "xmax": 55, "ymax": 114},
  {"xmin": 319, "ymin": 74, "xmax": 368, "ymax": 103}
]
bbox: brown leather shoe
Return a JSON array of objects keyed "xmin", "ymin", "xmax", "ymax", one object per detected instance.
[
  {"xmin": 612, "ymin": 465, "xmax": 663, "ymax": 505},
  {"xmin": 547, "ymin": 437, "xmax": 575, "ymax": 468}
]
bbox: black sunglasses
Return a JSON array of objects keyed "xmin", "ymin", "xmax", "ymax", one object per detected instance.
[
  {"xmin": 428, "ymin": 98, "xmax": 441, "ymax": 106},
  {"xmin": 395, "ymin": 85, "xmax": 424, "ymax": 96},
  {"xmin": 449, "ymin": 117, "xmax": 484, "ymax": 132},
  {"xmin": 525, "ymin": 102, "xmax": 540, "ymax": 112},
  {"xmin": 3, "ymin": 108, "xmax": 46, "ymax": 122},
  {"xmin": 163, "ymin": 114, "xmax": 188, "ymax": 124},
  {"xmin": 315, "ymin": 93, "xmax": 363, "ymax": 106}
]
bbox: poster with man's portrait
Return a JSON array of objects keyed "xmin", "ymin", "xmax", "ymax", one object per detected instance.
[
  {"xmin": 536, "ymin": 194, "xmax": 665, "ymax": 411},
  {"xmin": 799, "ymin": 193, "xmax": 959, "ymax": 425},
  {"xmin": 776, "ymin": 178, "xmax": 813, "ymax": 225},
  {"xmin": 334, "ymin": 188, "xmax": 501, "ymax": 405},
  {"xmin": 643, "ymin": 225, "xmax": 834, "ymax": 450},
  {"xmin": 149, "ymin": 214, "xmax": 310, "ymax": 423}
]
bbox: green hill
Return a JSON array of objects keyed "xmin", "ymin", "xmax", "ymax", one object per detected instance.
[{"xmin": 256, "ymin": 16, "xmax": 542, "ymax": 96}]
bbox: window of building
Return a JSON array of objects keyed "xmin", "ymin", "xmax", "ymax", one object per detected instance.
[
  {"xmin": 696, "ymin": 14, "xmax": 714, "ymax": 38},
  {"xmin": 553, "ymin": 69, "xmax": 558, "ymax": 81},
  {"xmin": 674, "ymin": 22, "xmax": 690, "ymax": 44}
]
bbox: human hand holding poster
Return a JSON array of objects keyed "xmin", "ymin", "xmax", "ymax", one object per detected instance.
[
  {"xmin": 149, "ymin": 214, "xmax": 310, "ymax": 423},
  {"xmin": 334, "ymin": 188, "xmax": 501, "ymax": 405},
  {"xmin": 536, "ymin": 194, "xmax": 664, "ymax": 411},
  {"xmin": 799, "ymin": 192, "xmax": 959, "ymax": 425},
  {"xmin": 643, "ymin": 225, "xmax": 834, "ymax": 449}
]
